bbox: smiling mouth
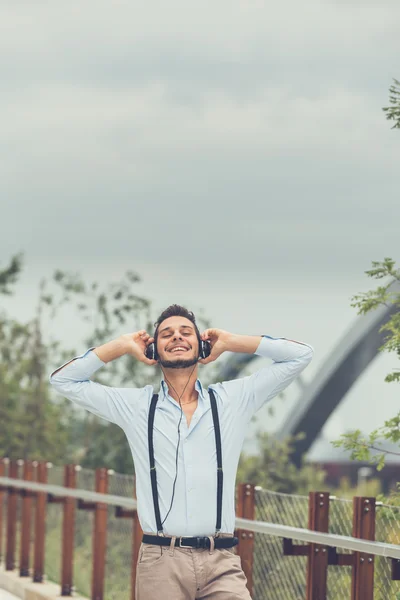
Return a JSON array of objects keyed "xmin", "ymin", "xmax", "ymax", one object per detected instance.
[{"xmin": 168, "ymin": 346, "xmax": 190, "ymax": 354}]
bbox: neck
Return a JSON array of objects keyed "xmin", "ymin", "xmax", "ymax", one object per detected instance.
[{"xmin": 161, "ymin": 365, "xmax": 199, "ymax": 404}]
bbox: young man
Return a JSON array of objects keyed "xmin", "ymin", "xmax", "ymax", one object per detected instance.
[{"xmin": 50, "ymin": 304, "xmax": 313, "ymax": 600}]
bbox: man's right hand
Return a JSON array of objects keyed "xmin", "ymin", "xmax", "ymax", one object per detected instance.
[{"xmin": 120, "ymin": 331, "xmax": 158, "ymax": 366}]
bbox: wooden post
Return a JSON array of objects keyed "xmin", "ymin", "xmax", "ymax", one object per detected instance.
[
  {"xmin": 6, "ymin": 460, "xmax": 18, "ymax": 571},
  {"xmin": 306, "ymin": 492, "xmax": 330, "ymax": 600},
  {"xmin": 236, "ymin": 483, "xmax": 255, "ymax": 596},
  {"xmin": 351, "ymin": 497, "xmax": 375, "ymax": 600},
  {"xmin": 0, "ymin": 458, "xmax": 8, "ymax": 563},
  {"xmin": 33, "ymin": 461, "xmax": 48, "ymax": 583},
  {"xmin": 392, "ymin": 557, "xmax": 400, "ymax": 581},
  {"xmin": 92, "ymin": 468, "xmax": 109, "ymax": 600},
  {"xmin": 61, "ymin": 465, "xmax": 77, "ymax": 596},
  {"xmin": 20, "ymin": 460, "xmax": 34, "ymax": 576}
]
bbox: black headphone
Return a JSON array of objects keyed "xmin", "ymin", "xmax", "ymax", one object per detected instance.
[{"xmin": 145, "ymin": 338, "xmax": 211, "ymax": 361}]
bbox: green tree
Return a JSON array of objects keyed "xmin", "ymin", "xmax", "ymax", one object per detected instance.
[
  {"xmin": 0, "ymin": 255, "xmax": 69, "ymax": 462},
  {"xmin": 0, "ymin": 254, "xmax": 22, "ymax": 294},
  {"xmin": 39, "ymin": 267, "xmax": 160, "ymax": 471},
  {"xmin": 0, "ymin": 254, "xmax": 212, "ymax": 472},
  {"xmin": 237, "ymin": 431, "xmax": 325, "ymax": 494},
  {"xmin": 383, "ymin": 78, "xmax": 400, "ymax": 129},
  {"xmin": 0, "ymin": 254, "xmax": 156, "ymax": 466},
  {"xmin": 333, "ymin": 84, "xmax": 400, "ymax": 472},
  {"xmin": 333, "ymin": 258, "xmax": 400, "ymax": 470}
]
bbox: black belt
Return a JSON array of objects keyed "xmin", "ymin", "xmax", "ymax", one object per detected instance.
[{"xmin": 142, "ymin": 534, "xmax": 238, "ymax": 549}]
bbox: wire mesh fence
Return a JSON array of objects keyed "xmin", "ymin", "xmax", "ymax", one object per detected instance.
[
  {"xmin": 253, "ymin": 488, "xmax": 309, "ymax": 599},
  {"xmin": 46, "ymin": 466, "xmax": 135, "ymax": 600},
  {"xmin": 255, "ymin": 488, "xmax": 309, "ymax": 528},
  {"xmin": 375, "ymin": 502, "xmax": 400, "ymax": 600},
  {"xmin": 253, "ymin": 488, "xmax": 400, "ymax": 600},
  {"xmin": 2, "ymin": 463, "xmax": 400, "ymax": 599},
  {"xmin": 325, "ymin": 497, "xmax": 353, "ymax": 599},
  {"xmin": 104, "ymin": 472, "xmax": 136, "ymax": 600},
  {"xmin": 253, "ymin": 532, "xmax": 308, "ymax": 600},
  {"xmin": 327, "ymin": 498, "xmax": 400, "ymax": 600}
]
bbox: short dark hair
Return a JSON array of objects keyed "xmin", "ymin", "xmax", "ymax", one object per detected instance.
[{"xmin": 153, "ymin": 304, "xmax": 201, "ymax": 344}]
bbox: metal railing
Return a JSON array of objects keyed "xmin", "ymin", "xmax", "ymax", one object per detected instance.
[
  {"xmin": 252, "ymin": 488, "xmax": 400, "ymax": 600},
  {"xmin": 1, "ymin": 458, "xmax": 400, "ymax": 599}
]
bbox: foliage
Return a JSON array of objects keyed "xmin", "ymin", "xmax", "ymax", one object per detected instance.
[
  {"xmin": 0, "ymin": 253, "xmax": 23, "ymax": 294},
  {"xmin": 0, "ymin": 254, "xmax": 158, "ymax": 468},
  {"xmin": 237, "ymin": 431, "xmax": 326, "ymax": 494},
  {"xmin": 47, "ymin": 268, "xmax": 155, "ymax": 386},
  {"xmin": 43, "ymin": 267, "xmax": 160, "ymax": 471},
  {"xmin": 0, "ymin": 253, "xmax": 214, "ymax": 472},
  {"xmin": 333, "ymin": 258, "xmax": 400, "ymax": 471},
  {"xmin": 0, "ymin": 256, "xmax": 69, "ymax": 462},
  {"xmin": 383, "ymin": 78, "xmax": 400, "ymax": 129}
]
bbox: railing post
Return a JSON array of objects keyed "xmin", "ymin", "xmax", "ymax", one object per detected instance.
[
  {"xmin": 92, "ymin": 468, "xmax": 109, "ymax": 600},
  {"xmin": 20, "ymin": 460, "xmax": 34, "ymax": 576},
  {"xmin": 6, "ymin": 459, "xmax": 19, "ymax": 571},
  {"xmin": 61, "ymin": 464, "xmax": 77, "ymax": 596},
  {"xmin": 306, "ymin": 491, "xmax": 330, "ymax": 600},
  {"xmin": 351, "ymin": 497, "xmax": 375, "ymax": 600},
  {"xmin": 33, "ymin": 461, "xmax": 49, "ymax": 583},
  {"xmin": 236, "ymin": 483, "xmax": 255, "ymax": 597},
  {"xmin": 0, "ymin": 458, "xmax": 8, "ymax": 564}
]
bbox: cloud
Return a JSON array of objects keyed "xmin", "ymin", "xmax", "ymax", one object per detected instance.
[
  {"xmin": 1, "ymin": 0, "xmax": 398, "ymax": 277},
  {"xmin": 2, "ymin": 0, "xmax": 398, "ymax": 450},
  {"xmin": 1, "ymin": 1, "xmax": 399, "ymax": 89}
]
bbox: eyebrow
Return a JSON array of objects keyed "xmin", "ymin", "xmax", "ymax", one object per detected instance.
[{"xmin": 159, "ymin": 325, "xmax": 194, "ymax": 333}]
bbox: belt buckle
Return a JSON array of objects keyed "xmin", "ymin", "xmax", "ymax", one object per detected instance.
[{"xmin": 179, "ymin": 537, "xmax": 193, "ymax": 549}]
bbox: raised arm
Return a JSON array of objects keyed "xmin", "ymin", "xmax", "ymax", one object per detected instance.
[
  {"xmin": 250, "ymin": 335, "xmax": 314, "ymax": 402},
  {"xmin": 49, "ymin": 331, "xmax": 157, "ymax": 426},
  {"xmin": 203, "ymin": 329, "xmax": 314, "ymax": 416}
]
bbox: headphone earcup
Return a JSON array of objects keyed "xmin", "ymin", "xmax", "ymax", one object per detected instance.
[
  {"xmin": 200, "ymin": 340, "xmax": 211, "ymax": 359},
  {"xmin": 145, "ymin": 343, "xmax": 158, "ymax": 361}
]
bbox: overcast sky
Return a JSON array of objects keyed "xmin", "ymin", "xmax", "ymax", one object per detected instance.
[{"xmin": 1, "ymin": 1, "xmax": 399, "ymax": 456}]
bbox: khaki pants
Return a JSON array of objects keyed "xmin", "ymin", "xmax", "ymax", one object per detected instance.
[{"xmin": 135, "ymin": 533, "xmax": 252, "ymax": 599}]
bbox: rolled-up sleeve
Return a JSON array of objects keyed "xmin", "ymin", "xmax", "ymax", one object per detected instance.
[
  {"xmin": 49, "ymin": 348, "xmax": 143, "ymax": 427},
  {"xmin": 220, "ymin": 335, "xmax": 314, "ymax": 417}
]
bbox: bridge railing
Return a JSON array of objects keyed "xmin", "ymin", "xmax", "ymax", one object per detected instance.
[{"xmin": 1, "ymin": 458, "xmax": 400, "ymax": 600}]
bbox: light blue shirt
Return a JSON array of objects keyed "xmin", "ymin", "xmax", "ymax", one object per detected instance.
[{"xmin": 49, "ymin": 336, "xmax": 313, "ymax": 536}]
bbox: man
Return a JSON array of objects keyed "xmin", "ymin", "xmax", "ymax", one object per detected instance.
[{"xmin": 50, "ymin": 304, "xmax": 313, "ymax": 599}]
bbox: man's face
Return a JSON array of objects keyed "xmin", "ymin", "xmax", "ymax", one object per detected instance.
[{"xmin": 156, "ymin": 316, "xmax": 199, "ymax": 369}]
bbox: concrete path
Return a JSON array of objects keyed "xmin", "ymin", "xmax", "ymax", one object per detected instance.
[{"xmin": 0, "ymin": 590, "xmax": 19, "ymax": 599}]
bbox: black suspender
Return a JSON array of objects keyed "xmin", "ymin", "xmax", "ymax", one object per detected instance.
[
  {"xmin": 209, "ymin": 389, "xmax": 223, "ymax": 533},
  {"xmin": 147, "ymin": 388, "xmax": 223, "ymax": 536},
  {"xmin": 148, "ymin": 394, "xmax": 163, "ymax": 533}
]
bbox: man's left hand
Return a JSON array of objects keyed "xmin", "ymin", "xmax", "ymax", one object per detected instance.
[{"xmin": 198, "ymin": 328, "xmax": 232, "ymax": 365}]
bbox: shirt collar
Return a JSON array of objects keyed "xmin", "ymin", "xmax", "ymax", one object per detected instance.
[{"xmin": 159, "ymin": 377, "xmax": 207, "ymax": 403}]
